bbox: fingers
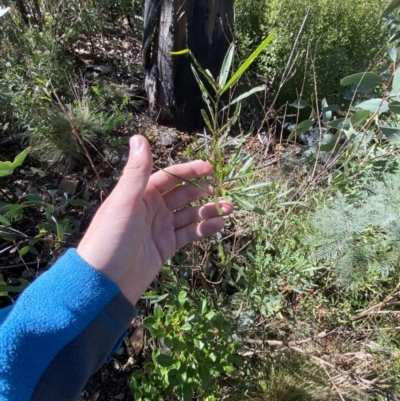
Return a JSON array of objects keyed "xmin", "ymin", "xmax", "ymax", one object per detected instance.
[
  {"xmin": 163, "ymin": 181, "xmax": 214, "ymax": 211},
  {"xmin": 174, "ymin": 201, "xmax": 234, "ymax": 229},
  {"xmin": 150, "ymin": 160, "xmax": 214, "ymax": 194},
  {"xmin": 114, "ymin": 135, "xmax": 153, "ymax": 201},
  {"xmin": 175, "ymin": 217, "xmax": 226, "ymax": 250}
]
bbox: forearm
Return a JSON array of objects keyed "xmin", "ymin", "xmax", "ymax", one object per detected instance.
[{"xmin": 0, "ymin": 249, "xmax": 136, "ymax": 401}]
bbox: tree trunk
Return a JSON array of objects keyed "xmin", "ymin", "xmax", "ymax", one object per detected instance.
[{"xmin": 143, "ymin": 0, "xmax": 235, "ymax": 132}]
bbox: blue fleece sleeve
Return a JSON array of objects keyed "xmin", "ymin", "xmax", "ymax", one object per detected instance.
[{"xmin": 0, "ymin": 249, "xmax": 137, "ymax": 401}]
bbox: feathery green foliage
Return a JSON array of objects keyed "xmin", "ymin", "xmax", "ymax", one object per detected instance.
[{"xmin": 308, "ymin": 169, "xmax": 400, "ymax": 290}]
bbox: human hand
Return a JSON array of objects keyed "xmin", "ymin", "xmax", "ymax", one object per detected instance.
[{"xmin": 77, "ymin": 135, "xmax": 233, "ymax": 305}]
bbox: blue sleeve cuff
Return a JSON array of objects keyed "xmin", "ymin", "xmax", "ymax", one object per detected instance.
[{"xmin": 0, "ymin": 248, "xmax": 137, "ymax": 401}]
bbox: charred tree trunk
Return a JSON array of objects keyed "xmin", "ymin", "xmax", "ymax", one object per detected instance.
[{"xmin": 142, "ymin": 0, "xmax": 235, "ymax": 131}]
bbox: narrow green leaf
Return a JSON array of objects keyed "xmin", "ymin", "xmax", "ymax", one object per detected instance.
[
  {"xmin": 201, "ymin": 109, "xmax": 214, "ymax": 133},
  {"xmin": 218, "ymin": 43, "xmax": 235, "ymax": 89},
  {"xmin": 233, "ymin": 195, "xmax": 266, "ymax": 215},
  {"xmin": 51, "ymin": 217, "xmax": 64, "ymax": 242},
  {"xmin": 381, "ymin": 0, "xmax": 400, "ymax": 20},
  {"xmin": 241, "ymin": 181, "xmax": 271, "ymax": 192},
  {"xmin": 220, "ymin": 32, "xmax": 274, "ymax": 96},
  {"xmin": 191, "ymin": 65, "xmax": 213, "ymax": 106},
  {"xmin": 389, "ymin": 31, "xmax": 400, "ymax": 44},
  {"xmin": 222, "ymin": 85, "xmax": 265, "ymax": 110},
  {"xmin": 188, "ymin": 52, "xmax": 218, "ymax": 93},
  {"xmin": 170, "ymin": 49, "xmax": 190, "ymax": 56}
]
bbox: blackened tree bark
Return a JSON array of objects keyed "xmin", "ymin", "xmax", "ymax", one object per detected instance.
[{"xmin": 142, "ymin": 0, "xmax": 235, "ymax": 131}]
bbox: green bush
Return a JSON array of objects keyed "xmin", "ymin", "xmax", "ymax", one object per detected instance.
[
  {"xmin": 131, "ymin": 288, "xmax": 241, "ymax": 401},
  {"xmin": 235, "ymin": 0, "xmax": 387, "ymax": 106}
]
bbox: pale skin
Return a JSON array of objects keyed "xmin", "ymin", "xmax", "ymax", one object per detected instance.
[{"xmin": 77, "ymin": 135, "xmax": 234, "ymax": 305}]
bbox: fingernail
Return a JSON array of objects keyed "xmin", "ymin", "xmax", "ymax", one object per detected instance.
[{"xmin": 130, "ymin": 135, "xmax": 144, "ymax": 154}]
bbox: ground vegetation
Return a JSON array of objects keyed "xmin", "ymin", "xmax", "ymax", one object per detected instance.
[{"xmin": 1, "ymin": 1, "xmax": 400, "ymax": 400}]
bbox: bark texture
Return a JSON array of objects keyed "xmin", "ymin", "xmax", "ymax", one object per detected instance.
[{"xmin": 143, "ymin": 0, "xmax": 235, "ymax": 131}]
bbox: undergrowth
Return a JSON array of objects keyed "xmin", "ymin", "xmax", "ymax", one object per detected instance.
[{"xmin": 1, "ymin": 1, "xmax": 400, "ymax": 400}]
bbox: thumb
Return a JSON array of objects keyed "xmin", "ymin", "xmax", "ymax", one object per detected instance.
[{"xmin": 115, "ymin": 135, "xmax": 153, "ymax": 199}]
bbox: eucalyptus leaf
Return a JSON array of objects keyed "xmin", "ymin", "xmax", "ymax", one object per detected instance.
[
  {"xmin": 391, "ymin": 68, "xmax": 400, "ymax": 99},
  {"xmin": 389, "ymin": 46, "xmax": 397, "ymax": 63},
  {"xmin": 389, "ymin": 101, "xmax": 400, "ymax": 114},
  {"xmin": 340, "ymin": 72, "xmax": 382, "ymax": 88},
  {"xmin": 289, "ymin": 100, "xmax": 309, "ymax": 109},
  {"xmin": 381, "ymin": 127, "xmax": 400, "ymax": 143},
  {"xmin": 357, "ymin": 99, "xmax": 389, "ymax": 114},
  {"xmin": 321, "ymin": 98, "xmax": 331, "ymax": 122}
]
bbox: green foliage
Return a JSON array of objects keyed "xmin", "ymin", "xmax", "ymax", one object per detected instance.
[
  {"xmin": 0, "ymin": 1, "xmax": 139, "ymax": 166},
  {"xmin": 130, "ymin": 288, "xmax": 241, "ymax": 401},
  {"xmin": 28, "ymin": 100, "xmax": 104, "ymax": 167},
  {"xmin": 0, "ymin": 147, "xmax": 30, "ymax": 177},
  {"xmin": 172, "ymin": 38, "xmax": 273, "ymax": 214},
  {"xmin": 308, "ymin": 170, "xmax": 400, "ymax": 291},
  {"xmin": 235, "ymin": 0, "xmax": 387, "ymax": 105},
  {"xmin": 229, "ymin": 354, "xmax": 340, "ymax": 401}
]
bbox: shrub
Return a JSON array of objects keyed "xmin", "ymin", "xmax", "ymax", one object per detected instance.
[{"xmin": 235, "ymin": 0, "xmax": 387, "ymax": 106}]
